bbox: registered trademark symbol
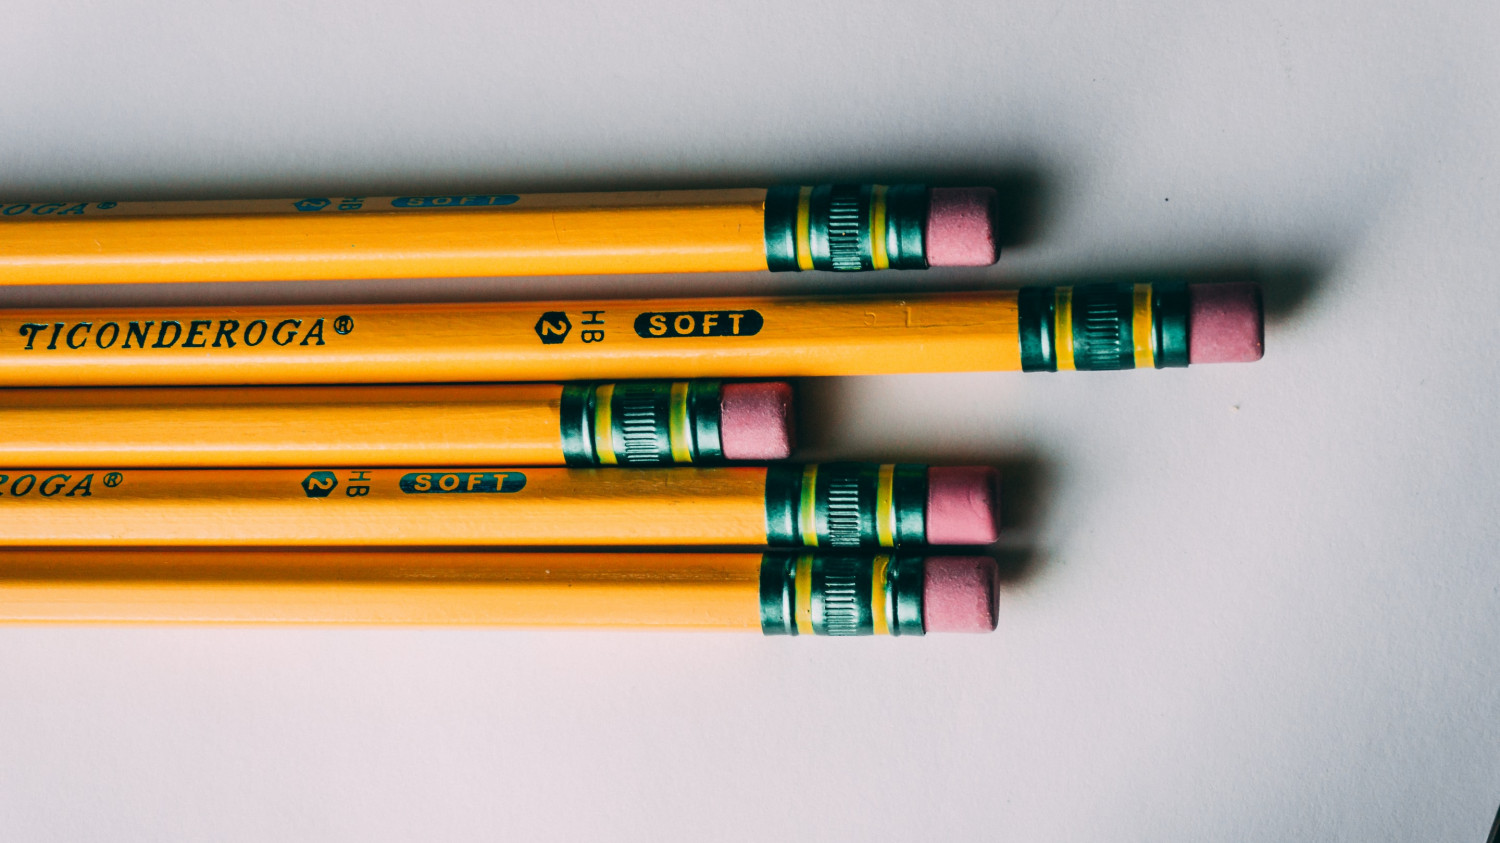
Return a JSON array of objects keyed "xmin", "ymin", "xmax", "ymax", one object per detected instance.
[
  {"xmin": 103, "ymin": 472, "xmax": 123, "ymax": 487},
  {"xmin": 333, "ymin": 315, "xmax": 354, "ymax": 335}
]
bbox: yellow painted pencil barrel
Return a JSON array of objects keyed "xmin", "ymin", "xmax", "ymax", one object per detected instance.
[
  {"xmin": 0, "ymin": 549, "xmax": 998, "ymax": 634},
  {"xmin": 0, "ymin": 463, "xmax": 998, "ymax": 548},
  {"xmin": 0, "ymin": 185, "xmax": 998, "ymax": 284},
  {"xmin": 0, "ymin": 380, "xmax": 792, "ymax": 467},
  {"xmin": 0, "ymin": 281, "xmax": 1262, "ymax": 387},
  {"xmin": 0, "ymin": 292, "xmax": 1005, "ymax": 385}
]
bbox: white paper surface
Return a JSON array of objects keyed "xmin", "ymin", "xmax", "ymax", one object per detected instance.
[{"xmin": 0, "ymin": 1, "xmax": 1497, "ymax": 839}]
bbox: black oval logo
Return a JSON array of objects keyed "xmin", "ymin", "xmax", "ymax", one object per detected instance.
[
  {"xmin": 633, "ymin": 310, "xmax": 763, "ymax": 338},
  {"xmin": 399, "ymin": 471, "xmax": 527, "ymax": 494}
]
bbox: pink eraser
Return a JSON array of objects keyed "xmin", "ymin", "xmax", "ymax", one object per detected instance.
[
  {"xmin": 923, "ymin": 556, "xmax": 999, "ymax": 633},
  {"xmin": 1188, "ymin": 283, "xmax": 1264, "ymax": 363},
  {"xmin": 720, "ymin": 382, "xmax": 795, "ymax": 461},
  {"xmin": 925, "ymin": 187, "xmax": 998, "ymax": 267},
  {"xmin": 925, "ymin": 466, "xmax": 1000, "ymax": 545}
]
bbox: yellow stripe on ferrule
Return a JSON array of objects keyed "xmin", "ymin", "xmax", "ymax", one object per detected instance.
[
  {"xmin": 871, "ymin": 554, "xmax": 891, "ymax": 635},
  {"xmin": 876, "ymin": 463, "xmax": 896, "ymax": 546},
  {"xmin": 1133, "ymin": 283, "xmax": 1155, "ymax": 369},
  {"xmin": 798, "ymin": 463, "xmax": 820, "ymax": 547},
  {"xmin": 593, "ymin": 383, "xmax": 618, "ymax": 465},
  {"xmin": 870, "ymin": 186, "xmax": 889, "ymax": 271},
  {"xmin": 668, "ymin": 381, "xmax": 693, "ymax": 463},
  {"xmin": 795, "ymin": 553, "xmax": 814, "ymax": 634},
  {"xmin": 1055, "ymin": 287, "xmax": 1076, "ymax": 371},
  {"xmin": 795, "ymin": 187, "xmax": 814, "ymax": 271}
]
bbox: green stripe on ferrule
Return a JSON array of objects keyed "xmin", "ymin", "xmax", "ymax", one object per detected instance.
[
  {"xmin": 558, "ymin": 384, "xmax": 597, "ymax": 466},
  {"xmin": 764, "ymin": 184, "xmax": 929, "ymax": 272},
  {"xmin": 687, "ymin": 380, "xmax": 724, "ymax": 458},
  {"xmin": 761, "ymin": 463, "xmax": 928, "ymax": 547},
  {"xmin": 1018, "ymin": 286, "xmax": 1058, "ymax": 372},
  {"xmin": 758, "ymin": 553, "xmax": 927, "ymax": 636},
  {"xmin": 883, "ymin": 185, "xmax": 929, "ymax": 269},
  {"xmin": 558, "ymin": 380, "xmax": 725, "ymax": 466},
  {"xmin": 1152, "ymin": 281, "xmax": 1190, "ymax": 367},
  {"xmin": 758, "ymin": 553, "xmax": 799, "ymax": 634},
  {"xmin": 891, "ymin": 464, "xmax": 928, "ymax": 546}
]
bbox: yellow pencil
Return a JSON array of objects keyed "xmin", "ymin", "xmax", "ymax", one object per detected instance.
[
  {"xmin": 0, "ymin": 549, "xmax": 997, "ymax": 634},
  {"xmin": 0, "ymin": 185, "xmax": 998, "ymax": 284},
  {"xmin": 0, "ymin": 282, "xmax": 1262, "ymax": 387},
  {"xmin": 0, "ymin": 463, "xmax": 999, "ymax": 548},
  {"xmin": 0, "ymin": 380, "xmax": 792, "ymax": 467}
]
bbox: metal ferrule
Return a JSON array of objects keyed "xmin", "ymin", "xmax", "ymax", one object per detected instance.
[
  {"xmin": 1018, "ymin": 280, "xmax": 1190, "ymax": 371},
  {"xmin": 559, "ymin": 380, "xmax": 724, "ymax": 466},
  {"xmin": 763, "ymin": 463, "xmax": 927, "ymax": 548},
  {"xmin": 764, "ymin": 184, "xmax": 929, "ymax": 272},
  {"xmin": 759, "ymin": 552, "xmax": 926, "ymax": 636}
]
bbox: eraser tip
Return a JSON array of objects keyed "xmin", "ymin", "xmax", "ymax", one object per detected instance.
[
  {"xmin": 923, "ymin": 556, "xmax": 999, "ymax": 633},
  {"xmin": 925, "ymin": 466, "xmax": 1000, "ymax": 545},
  {"xmin": 1188, "ymin": 283, "xmax": 1264, "ymax": 364},
  {"xmin": 720, "ymin": 382, "xmax": 795, "ymax": 461},
  {"xmin": 926, "ymin": 187, "xmax": 999, "ymax": 268}
]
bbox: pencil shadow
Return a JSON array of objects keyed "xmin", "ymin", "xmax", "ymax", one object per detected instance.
[
  {"xmin": 43, "ymin": 160, "xmax": 1055, "ymax": 250},
  {"xmin": 754, "ymin": 162, "xmax": 1050, "ymax": 251},
  {"xmin": 0, "ymin": 158, "xmax": 1056, "ymax": 309},
  {"xmin": 792, "ymin": 375, "xmax": 1051, "ymax": 586},
  {"xmin": 472, "ymin": 162, "xmax": 1053, "ymax": 252},
  {"xmin": 989, "ymin": 455, "xmax": 1049, "ymax": 585},
  {"xmin": 1011, "ymin": 255, "xmax": 1331, "ymax": 328}
]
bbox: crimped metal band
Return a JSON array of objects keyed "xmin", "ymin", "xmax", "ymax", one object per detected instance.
[
  {"xmin": 759, "ymin": 552, "xmax": 926, "ymax": 636},
  {"xmin": 763, "ymin": 463, "xmax": 927, "ymax": 547},
  {"xmin": 765, "ymin": 184, "xmax": 929, "ymax": 272},
  {"xmin": 559, "ymin": 381, "xmax": 725, "ymax": 466},
  {"xmin": 1018, "ymin": 281, "xmax": 1191, "ymax": 371}
]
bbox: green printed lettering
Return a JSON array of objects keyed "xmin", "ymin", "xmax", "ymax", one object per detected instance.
[
  {"xmin": 272, "ymin": 319, "xmax": 301, "ymax": 346},
  {"xmin": 243, "ymin": 320, "xmax": 268, "ymax": 346},
  {"xmin": 298, "ymin": 317, "xmax": 325, "ymax": 346},
  {"xmin": 182, "ymin": 320, "xmax": 211, "ymax": 348},
  {"xmin": 39, "ymin": 474, "xmax": 70, "ymax": 496},
  {"xmin": 152, "ymin": 321, "xmax": 183, "ymax": 348},
  {"xmin": 124, "ymin": 321, "xmax": 154, "ymax": 349},
  {"xmin": 64, "ymin": 473, "xmax": 93, "ymax": 497},
  {"xmin": 18, "ymin": 323, "xmax": 46, "ymax": 350},
  {"xmin": 212, "ymin": 320, "xmax": 239, "ymax": 348},
  {"xmin": 65, "ymin": 322, "xmax": 92, "ymax": 349}
]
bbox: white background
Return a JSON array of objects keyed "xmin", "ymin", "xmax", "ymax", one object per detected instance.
[{"xmin": 1, "ymin": 1, "xmax": 1498, "ymax": 840}]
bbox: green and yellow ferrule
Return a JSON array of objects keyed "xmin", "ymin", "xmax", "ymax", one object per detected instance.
[
  {"xmin": 1018, "ymin": 281, "xmax": 1190, "ymax": 371},
  {"xmin": 759, "ymin": 552, "xmax": 927, "ymax": 636},
  {"xmin": 560, "ymin": 380, "xmax": 724, "ymax": 466},
  {"xmin": 763, "ymin": 462, "xmax": 927, "ymax": 548},
  {"xmin": 764, "ymin": 184, "xmax": 929, "ymax": 272}
]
